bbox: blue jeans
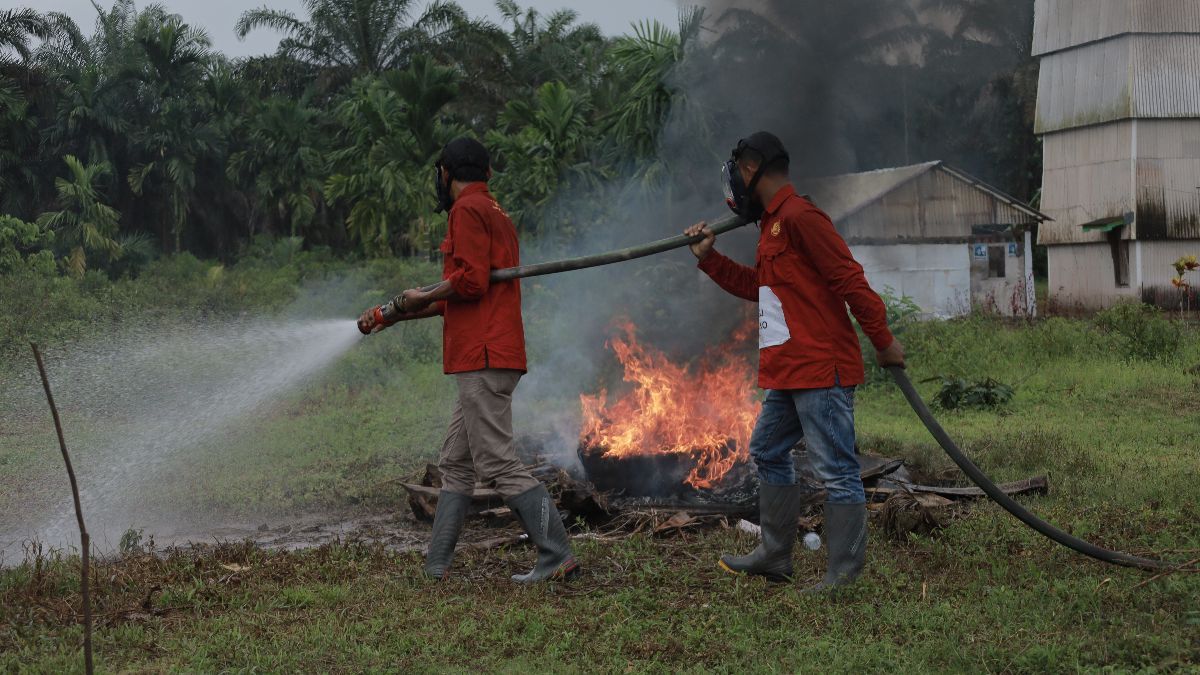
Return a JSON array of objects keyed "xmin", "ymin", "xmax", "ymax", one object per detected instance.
[{"xmin": 748, "ymin": 384, "xmax": 865, "ymax": 504}]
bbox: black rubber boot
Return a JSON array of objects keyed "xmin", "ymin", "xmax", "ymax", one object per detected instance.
[
  {"xmin": 423, "ymin": 490, "xmax": 471, "ymax": 580},
  {"xmin": 718, "ymin": 483, "xmax": 802, "ymax": 582},
  {"xmin": 803, "ymin": 501, "xmax": 867, "ymax": 593},
  {"xmin": 506, "ymin": 484, "xmax": 580, "ymax": 583}
]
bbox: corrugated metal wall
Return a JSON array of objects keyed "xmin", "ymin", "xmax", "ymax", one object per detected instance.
[
  {"xmin": 1046, "ymin": 243, "xmax": 1141, "ymax": 307},
  {"xmin": 1035, "ymin": 34, "xmax": 1200, "ymax": 134},
  {"xmin": 1039, "ymin": 122, "xmax": 1133, "ymax": 245},
  {"xmin": 1141, "ymin": 240, "xmax": 1200, "ymax": 287},
  {"xmin": 837, "ymin": 168, "xmax": 1037, "ymax": 242},
  {"xmin": 1047, "ymin": 240, "xmax": 1200, "ymax": 308},
  {"xmin": 1132, "ymin": 35, "xmax": 1200, "ymax": 118},
  {"xmin": 1033, "ymin": 0, "xmax": 1200, "ymax": 56},
  {"xmin": 1135, "ymin": 120, "xmax": 1200, "ymax": 240},
  {"xmin": 1038, "ymin": 119, "xmax": 1200, "ymax": 244}
]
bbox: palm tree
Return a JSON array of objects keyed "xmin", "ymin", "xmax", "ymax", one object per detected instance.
[
  {"xmin": 324, "ymin": 57, "xmax": 462, "ymax": 256},
  {"xmin": 37, "ymin": 155, "xmax": 121, "ymax": 276},
  {"xmin": 703, "ymin": 0, "xmax": 924, "ymax": 175},
  {"xmin": 916, "ymin": 0, "xmax": 1039, "ymax": 198},
  {"xmin": 235, "ymin": 0, "xmax": 473, "ymax": 76},
  {"xmin": 227, "ymin": 94, "xmax": 327, "ymax": 239},
  {"xmin": 487, "ymin": 80, "xmax": 600, "ymax": 238},
  {"xmin": 601, "ymin": 8, "xmax": 711, "ymax": 176},
  {"xmin": 0, "ymin": 8, "xmax": 50, "ymax": 64},
  {"xmin": 495, "ymin": 0, "xmax": 606, "ymax": 92},
  {"xmin": 124, "ymin": 9, "xmax": 218, "ymax": 253}
]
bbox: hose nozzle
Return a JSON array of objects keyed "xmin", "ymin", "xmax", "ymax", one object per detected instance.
[{"xmin": 358, "ymin": 297, "xmax": 405, "ymax": 335}]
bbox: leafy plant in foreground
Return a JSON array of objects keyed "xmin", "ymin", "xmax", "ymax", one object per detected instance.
[{"xmin": 925, "ymin": 375, "xmax": 1015, "ymax": 410}]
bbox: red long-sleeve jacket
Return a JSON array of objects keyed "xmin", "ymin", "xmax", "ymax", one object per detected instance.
[
  {"xmin": 698, "ymin": 185, "xmax": 893, "ymax": 390},
  {"xmin": 434, "ymin": 183, "xmax": 527, "ymax": 374}
]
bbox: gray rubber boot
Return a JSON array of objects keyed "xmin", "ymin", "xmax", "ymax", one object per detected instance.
[
  {"xmin": 803, "ymin": 501, "xmax": 868, "ymax": 593},
  {"xmin": 506, "ymin": 484, "xmax": 580, "ymax": 583},
  {"xmin": 423, "ymin": 490, "xmax": 471, "ymax": 580},
  {"xmin": 719, "ymin": 483, "xmax": 802, "ymax": 582}
]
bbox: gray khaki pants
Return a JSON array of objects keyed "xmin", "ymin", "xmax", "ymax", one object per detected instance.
[{"xmin": 437, "ymin": 368, "xmax": 540, "ymax": 498}]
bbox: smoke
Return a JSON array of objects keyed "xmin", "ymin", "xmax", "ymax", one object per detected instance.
[{"xmin": 511, "ymin": 0, "xmax": 1032, "ymax": 460}]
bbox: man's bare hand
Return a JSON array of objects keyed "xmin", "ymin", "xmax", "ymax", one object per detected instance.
[
  {"xmin": 876, "ymin": 338, "xmax": 906, "ymax": 369},
  {"xmin": 358, "ymin": 307, "xmax": 379, "ymax": 334},
  {"xmin": 684, "ymin": 222, "xmax": 716, "ymax": 261},
  {"xmin": 400, "ymin": 288, "xmax": 433, "ymax": 314}
]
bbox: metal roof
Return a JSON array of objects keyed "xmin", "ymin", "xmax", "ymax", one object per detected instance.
[
  {"xmin": 800, "ymin": 161, "xmax": 1049, "ymax": 224},
  {"xmin": 1033, "ymin": 0, "xmax": 1200, "ymax": 57}
]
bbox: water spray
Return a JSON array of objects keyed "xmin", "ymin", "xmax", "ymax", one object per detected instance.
[{"xmin": 363, "ymin": 211, "xmax": 1185, "ymax": 573}]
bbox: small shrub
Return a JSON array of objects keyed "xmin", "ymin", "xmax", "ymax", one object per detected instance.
[
  {"xmin": 1092, "ymin": 302, "xmax": 1182, "ymax": 361},
  {"xmin": 926, "ymin": 375, "xmax": 1015, "ymax": 410},
  {"xmin": 858, "ymin": 286, "xmax": 922, "ymax": 385},
  {"xmin": 118, "ymin": 528, "xmax": 143, "ymax": 554}
]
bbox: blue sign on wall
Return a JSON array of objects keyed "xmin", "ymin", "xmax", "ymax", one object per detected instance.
[
  {"xmin": 1008, "ymin": 242, "xmax": 1019, "ymax": 257},
  {"xmin": 973, "ymin": 244, "xmax": 987, "ymax": 259}
]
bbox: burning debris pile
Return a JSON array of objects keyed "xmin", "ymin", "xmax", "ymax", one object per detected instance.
[
  {"xmin": 577, "ymin": 321, "xmax": 758, "ymax": 502},
  {"xmin": 400, "ymin": 322, "xmax": 1050, "ymax": 539}
]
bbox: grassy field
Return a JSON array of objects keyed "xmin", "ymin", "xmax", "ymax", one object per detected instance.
[{"xmin": 2, "ymin": 258, "xmax": 1199, "ymax": 672}]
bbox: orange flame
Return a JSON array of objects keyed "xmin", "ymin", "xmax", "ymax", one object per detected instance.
[{"xmin": 579, "ymin": 320, "xmax": 759, "ymax": 489}]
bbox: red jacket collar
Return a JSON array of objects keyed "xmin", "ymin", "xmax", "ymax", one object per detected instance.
[{"xmin": 763, "ymin": 183, "xmax": 796, "ymax": 217}]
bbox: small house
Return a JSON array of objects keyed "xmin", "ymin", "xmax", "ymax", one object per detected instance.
[{"xmin": 800, "ymin": 161, "xmax": 1049, "ymax": 317}]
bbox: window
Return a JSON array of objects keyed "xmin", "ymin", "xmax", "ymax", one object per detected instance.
[
  {"xmin": 987, "ymin": 246, "xmax": 1005, "ymax": 278},
  {"xmin": 1110, "ymin": 238, "xmax": 1130, "ymax": 288}
]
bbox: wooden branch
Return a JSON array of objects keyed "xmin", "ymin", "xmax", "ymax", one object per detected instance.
[
  {"xmin": 867, "ymin": 476, "xmax": 1049, "ymax": 500},
  {"xmin": 32, "ymin": 343, "xmax": 93, "ymax": 675}
]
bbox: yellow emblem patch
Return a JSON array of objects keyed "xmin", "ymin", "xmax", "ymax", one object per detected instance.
[{"xmin": 770, "ymin": 221, "xmax": 782, "ymax": 237}]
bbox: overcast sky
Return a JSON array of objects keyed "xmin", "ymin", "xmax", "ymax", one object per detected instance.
[{"xmin": 9, "ymin": 1, "xmax": 682, "ymax": 57}]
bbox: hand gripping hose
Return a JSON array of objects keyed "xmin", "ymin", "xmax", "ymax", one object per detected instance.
[{"xmin": 887, "ymin": 366, "xmax": 1176, "ymax": 571}]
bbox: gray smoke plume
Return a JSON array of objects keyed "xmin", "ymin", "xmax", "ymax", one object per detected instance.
[{"xmin": 512, "ymin": 0, "xmax": 1036, "ymax": 459}]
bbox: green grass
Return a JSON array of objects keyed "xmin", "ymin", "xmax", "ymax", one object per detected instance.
[{"xmin": 2, "ymin": 259, "xmax": 1199, "ymax": 672}]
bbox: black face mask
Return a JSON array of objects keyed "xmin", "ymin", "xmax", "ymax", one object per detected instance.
[
  {"xmin": 433, "ymin": 163, "xmax": 453, "ymax": 213},
  {"xmin": 722, "ymin": 139, "xmax": 786, "ymax": 223},
  {"xmin": 723, "ymin": 159, "xmax": 762, "ymax": 222}
]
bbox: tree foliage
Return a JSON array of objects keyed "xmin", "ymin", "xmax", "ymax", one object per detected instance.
[{"xmin": 1, "ymin": 0, "xmax": 1040, "ymax": 273}]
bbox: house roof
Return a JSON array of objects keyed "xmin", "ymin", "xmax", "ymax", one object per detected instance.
[{"xmin": 798, "ymin": 161, "xmax": 1050, "ymax": 224}]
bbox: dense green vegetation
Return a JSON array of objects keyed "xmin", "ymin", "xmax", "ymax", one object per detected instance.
[
  {"xmin": 2, "ymin": 0, "xmax": 1040, "ymax": 279},
  {"xmin": 1, "ymin": 259, "xmax": 1197, "ymax": 670}
]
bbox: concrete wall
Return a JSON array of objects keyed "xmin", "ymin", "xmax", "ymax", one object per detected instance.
[
  {"xmin": 850, "ymin": 243, "xmax": 971, "ymax": 318},
  {"xmin": 969, "ymin": 241, "xmax": 1033, "ymax": 317},
  {"xmin": 853, "ymin": 242, "xmax": 1032, "ymax": 317}
]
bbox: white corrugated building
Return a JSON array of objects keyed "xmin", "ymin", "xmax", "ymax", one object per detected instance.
[
  {"xmin": 801, "ymin": 161, "xmax": 1047, "ymax": 318},
  {"xmin": 1034, "ymin": 0, "xmax": 1200, "ymax": 308}
]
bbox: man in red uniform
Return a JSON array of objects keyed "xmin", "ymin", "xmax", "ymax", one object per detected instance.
[
  {"xmin": 358, "ymin": 138, "xmax": 579, "ymax": 583},
  {"xmin": 685, "ymin": 132, "xmax": 905, "ymax": 591}
]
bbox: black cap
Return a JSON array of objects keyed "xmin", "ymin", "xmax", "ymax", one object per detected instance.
[
  {"xmin": 439, "ymin": 137, "xmax": 490, "ymax": 181},
  {"xmin": 734, "ymin": 131, "xmax": 789, "ymax": 167}
]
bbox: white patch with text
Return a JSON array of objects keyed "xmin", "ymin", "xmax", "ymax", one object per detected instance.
[{"xmin": 758, "ymin": 286, "xmax": 790, "ymax": 349}]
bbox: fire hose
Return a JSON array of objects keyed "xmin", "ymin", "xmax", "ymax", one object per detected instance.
[{"xmin": 367, "ymin": 212, "xmax": 1181, "ymax": 572}]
